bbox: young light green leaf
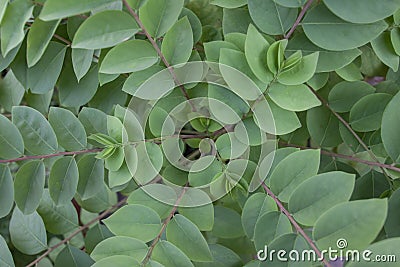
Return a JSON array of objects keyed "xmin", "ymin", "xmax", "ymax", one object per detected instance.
[
  {"xmin": 248, "ymin": 0, "xmax": 297, "ymax": 35},
  {"xmin": 27, "ymin": 18, "xmax": 60, "ymax": 67},
  {"xmin": 371, "ymin": 32, "xmax": 399, "ymax": 72},
  {"xmin": 91, "ymin": 236, "xmax": 148, "ymax": 262},
  {"xmin": 277, "ymin": 52, "xmax": 319, "ymax": 85},
  {"xmin": 161, "ymin": 17, "xmax": 193, "ymax": 65},
  {"xmin": 245, "ymin": 24, "xmax": 274, "ymax": 84},
  {"xmin": 313, "ymin": 199, "xmax": 388, "ymax": 251},
  {"xmin": 0, "ymin": 164, "xmax": 13, "ymax": 218},
  {"xmin": 241, "ymin": 193, "xmax": 278, "ymax": 240},
  {"xmin": 382, "ymin": 91, "xmax": 400, "ymax": 162},
  {"xmin": 72, "ymin": 10, "xmax": 139, "ymax": 50},
  {"xmin": 0, "ymin": 234, "xmax": 14, "ymax": 267},
  {"xmin": 49, "ymin": 107, "xmax": 87, "ymax": 151},
  {"xmin": 103, "ymin": 204, "xmax": 162, "ymax": 242},
  {"xmin": 323, "ymin": 0, "xmax": 400, "ymax": 24},
  {"xmin": 14, "ymin": 160, "xmax": 45, "ymax": 214},
  {"xmin": 49, "ymin": 157, "xmax": 79, "ymax": 205},
  {"xmin": 40, "ymin": 0, "xmax": 111, "ymax": 21},
  {"xmin": 289, "ymin": 171, "xmax": 355, "ymax": 226},
  {"xmin": 270, "ymin": 149, "xmax": 320, "ymax": 202},
  {"xmin": 37, "ymin": 189, "xmax": 78, "ymax": 235},
  {"xmin": 267, "ymin": 40, "xmax": 288, "ymax": 74},
  {"xmin": 166, "ymin": 214, "xmax": 213, "ymax": 262},
  {"xmin": 77, "ymin": 154, "xmax": 104, "ymax": 200},
  {"xmin": 0, "ymin": 114, "xmax": 24, "ymax": 159},
  {"xmin": 152, "ymin": 241, "xmax": 194, "ymax": 267},
  {"xmin": 268, "ymin": 83, "xmax": 321, "ymax": 111},
  {"xmin": 139, "ymin": 0, "xmax": 184, "ymax": 38},
  {"xmin": 9, "ymin": 207, "xmax": 47, "ymax": 255},
  {"xmin": 303, "ymin": 5, "xmax": 387, "ymax": 51},
  {"xmin": 0, "ymin": 0, "xmax": 33, "ymax": 56},
  {"xmin": 105, "ymin": 146, "xmax": 124, "ymax": 172},
  {"xmin": 99, "ymin": 40, "xmax": 158, "ymax": 74},
  {"xmin": 72, "ymin": 48, "xmax": 94, "ymax": 82}
]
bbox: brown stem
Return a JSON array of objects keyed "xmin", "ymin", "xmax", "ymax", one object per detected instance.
[
  {"xmin": 121, "ymin": 0, "xmax": 195, "ymax": 110},
  {"xmin": 26, "ymin": 198, "xmax": 127, "ymax": 267},
  {"xmin": 0, "ymin": 149, "xmax": 102, "ymax": 164},
  {"xmin": 141, "ymin": 185, "xmax": 188, "ymax": 266},
  {"xmin": 261, "ymin": 182, "xmax": 331, "ymax": 267},
  {"xmin": 285, "ymin": 0, "xmax": 314, "ymax": 39}
]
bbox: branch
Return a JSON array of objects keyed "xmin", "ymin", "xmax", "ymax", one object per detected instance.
[
  {"xmin": 284, "ymin": 0, "xmax": 314, "ymax": 39},
  {"xmin": 26, "ymin": 198, "xmax": 127, "ymax": 267},
  {"xmin": 261, "ymin": 182, "xmax": 332, "ymax": 267},
  {"xmin": 121, "ymin": 0, "xmax": 195, "ymax": 110},
  {"xmin": 0, "ymin": 149, "xmax": 102, "ymax": 164}
]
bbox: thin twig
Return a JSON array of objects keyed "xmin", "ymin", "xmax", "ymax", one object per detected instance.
[
  {"xmin": 261, "ymin": 182, "xmax": 331, "ymax": 267},
  {"xmin": 26, "ymin": 198, "xmax": 127, "ymax": 267},
  {"xmin": 284, "ymin": 0, "xmax": 314, "ymax": 39},
  {"xmin": 121, "ymin": 0, "xmax": 195, "ymax": 110}
]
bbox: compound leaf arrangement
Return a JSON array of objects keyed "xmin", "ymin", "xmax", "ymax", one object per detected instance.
[{"xmin": 0, "ymin": 0, "xmax": 400, "ymax": 266}]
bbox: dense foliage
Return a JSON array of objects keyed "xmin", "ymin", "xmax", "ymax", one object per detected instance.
[{"xmin": 1, "ymin": 0, "xmax": 400, "ymax": 266}]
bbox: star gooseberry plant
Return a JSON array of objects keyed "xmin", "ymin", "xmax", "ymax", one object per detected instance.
[{"xmin": 1, "ymin": 0, "xmax": 400, "ymax": 266}]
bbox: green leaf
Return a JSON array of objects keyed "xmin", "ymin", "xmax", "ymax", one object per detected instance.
[
  {"xmin": 248, "ymin": 0, "xmax": 297, "ymax": 35},
  {"xmin": 108, "ymin": 163, "xmax": 132, "ymax": 188},
  {"xmin": 270, "ymin": 149, "xmax": 320, "ymax": 202},
  {"xmin": 0, "ymin": 0, "xmax": 8, "ymax": 23},
  {"xmin": 55, "ymin": 245, "xmax": 94, "ymax": 267},
  {"xmin": 223, "ymin": 8, "xmax": 253, "ymax": 35},
  {"xmin": 127, "ymin": 184, "xmax": 176, "ymax": 219},
  {"xmin": 382, "ymin": 91, "xmax": 400, "ymax": 162},
  {"xmin": 188, "ymin": 156, "xmax": 223, "ymax": 187},
  {"xmin": 139, "ymin": 0, "xmax": 184, "ymax": 38},
  {"xmin": 37, "ymin": 189, "xmax": 78, "ymax": 235},
  {"xmin": 99, "ymin": 40, "xmax": 158, "ymax": 74},
  {"xmin": 313, "ymin": 199, "xmax": 388, "ymax": 251},
  {"xmin": 9, "ymin": 207, "xmax": 47, "ymax": 255},
  {"xmin": 267, "ymin": 39, "xmax": 287, "ymax": 75},
  {"xmin": 27, "ymin": 18, "xmax": 60, "ymax": 67},
  {"xmin": 323, "ymin": 0, "xmax": 400, "ymax": 23},
  {"xmin": 328, "ymin": 81, "xmax": 376, "ymax": 113},
  {"xmin": 49, "ymin": 156, "xmax": 79, "ymax": 205},
  {"xmin": 268, "ymin": 83, "xmax": 321, "ymax": 111},
  {"xmin": 72, "ymin": 10, "xmax": 139, "ymax": 50},
  {"xmin": 58, "ymin": 57, "xmax": 99, "ymax": 107},
  {"xmin": 27, "ymin": 41, "xmax": 67, "ymax": 94},
  {"xmin": 84, "ymin": 224, "xmax": 113, "ymax": 254},
  {"xmin": 349, "ymin": 93, "xmax": 392, "ymax": 132},
  {"xmin": 0, "ymin": 164, "xmax": 13, "ymax": 218},
  {"xmin": 274, "ymin": 0, "xmax": 306, "ymax": 8},
  {"xmin": 77, "ymin": 154, "xmax": 104, "ymax": 200},
  {"xmin": 167, "ymin": 214, "xmax": 213, "ymax": 262},
  {"xmin": 152, "ymin": 241, "xmax": 194, "ymax": 267},
  {"xmin": 346, "ymin": 237, "xmax": 400, "ymax": 267},
  {"xmin": 103, "ymin": 204, "xmax": 162, "ymax": 242},
  {"xmin": 241, "ymin": 193, "xmax": 278, "ymax": 240},
  {"xmin": 91, "ymin": 236, "xmax": 148, "ymax": 262},
  {"xmin": 134, "ymin": 142, "xmax": 163, "ymax": 185},
  {"xmin": 391, "ymin": 28, "xmax": 400, "ymax": 56},
  {"xmin": 49, "ymin": 107, "xmax": 87, "ymax": 151},
  {"xmin": 245, "ymin": 24, "xmax": 274, "ymax": 84},
  {"xmin": 72, "ymin": 48, "xmax": 94, "ymax": 82},
  {"xmin": 210, "ymin": 0, "xmax": 246, "ymax": 8},
  {"xmin": 14, "ymin": 160, "xmax": 45, "ymax": 215},
  {"xmin": 0, "ymin": 0, "xmax": 33, "ymax": 56},
  {"xmin": 92, "ymin": 256, "xmax": 139, "ymax": 267},
  {"xmin": 288, "ymin": 171, "xmax": 355, "ymax": 226},
  {"xmin": 254, "ymin": 211, "xmax": 292, "ymax": 250},
  {"xmin": 371, "ymin": 32, "xmax": 399, "ymax": 71},
  {"xmin": 212, "ymin": 206, "xmax": 245, "ymax": 238},
  {"xmin": 178, "ymin": 188, "xmax": 215, "ymax": 231},
  {"xmin": 161, "ymin": 17, "xmax": 193, "ymax": 65},
  {"xmin": 40, "ymin": 0, "xmax": 111, "ymax": 21},
  {"xmin": 25, "ymin": 89, "xmax": 53, "ymax": 115},
  {"xmin": 0, "ymin": 234, "xmax": 14, "ymax": 267},
  {"xmin": 302, "ymin": 5, "xmax": 387, "ymax": 51},
  {"xmin": 78, "ymin": 107, "xmax": 108, "ymax": 136},
  {"xmin": 306, "ymin": 106, "xmax": 342, "ymax": 147},
  {"xmin": 277, "ymin": 52, "xmax": 319, "ymax": 85},
  {"xmin": 0, "ymin": 114, "xmax": 24, "ymax": 159},
  {"xmin": 0, "ymin": 70, "xmax": 25, "ymax": 112},
  {"xmin": 384, "ymin": 189, "xmax": 400, "ymax": 237},
  {"xmin": 336, "ymin": 62, "xmax": 363, "ymax": 81},
  {"xmin": 286, "ymin": 33, "xmax": 362, "ymax": 73}
]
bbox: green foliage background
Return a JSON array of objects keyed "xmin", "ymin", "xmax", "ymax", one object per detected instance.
[{"xmin": 0, "ymin": 0, "xmax": 400, "ymax": 266}]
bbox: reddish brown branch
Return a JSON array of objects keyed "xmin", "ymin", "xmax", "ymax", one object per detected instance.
[{"xmin": 285, "ymin": 0, "xmax": 314, "ymax": 39}]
